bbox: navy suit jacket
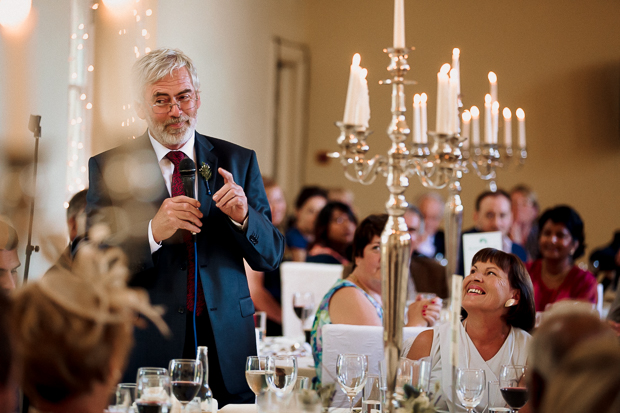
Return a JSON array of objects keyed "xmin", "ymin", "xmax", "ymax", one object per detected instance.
[
  {"xmin": 86, "ymin": 131, "xmax": 285, "ymax": 392},
  {"xmin": 457, "ymin": 227, "xmax": 527, "ymax": 276}
]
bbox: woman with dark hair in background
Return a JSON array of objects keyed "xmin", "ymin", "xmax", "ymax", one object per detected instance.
[
  {"xmin": 285, "ymin": 186, "xmax": 328, "ymax": 262},
  {"xmin": 407, "ymin": 248, "xmax": 535, "ymax": 412},
  {"xmin": 306, "ymin": 202, "xmax": 357, "ymax": 265},
  {"xmin": 526, "ymin": 205, "xmax": 597, "ymax": 311}
]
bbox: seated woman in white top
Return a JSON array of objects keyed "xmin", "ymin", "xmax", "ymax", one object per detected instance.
[{"xmin": 406, "ymin": 248, "xmax": 536, "ymax": 412}]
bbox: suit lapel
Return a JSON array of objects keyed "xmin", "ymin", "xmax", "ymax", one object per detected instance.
[{"xmin": 194, "ymin": 132, "xmax": 218, "ymax": 218}]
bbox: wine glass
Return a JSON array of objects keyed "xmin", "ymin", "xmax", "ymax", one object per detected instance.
[
  {"xmin": 135, "ymin": 371, "xmax": 172, "ymax": 413},
  {"xmin": 292, "ymin": 292, "xmax": 315, "ymax": 340},
  {"xmin": 265, "ymin": 355, "xmax": 298, "ymax": 397},
  {"xmin": 499, "ymin": 365, "xmax": 528, "ymax": 412},
  {"xmin": 246, "ymin": 356, "xmax": 270, "ymax": 396},
  {"xmin": 168, "ymin": 359, "xmax": 203, "ymax": 412},
  {"xmin": 336, "ymin": 354, "xmax": 368, "ymax": 413},
  {"xmin": 456, "ymin": 368, "xmax": 486, "ymax": 413}
]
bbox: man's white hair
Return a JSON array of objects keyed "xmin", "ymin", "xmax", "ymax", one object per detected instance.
[{"xmin": 131, "ymin": 48, "xmax": 201, "ymax": 103}]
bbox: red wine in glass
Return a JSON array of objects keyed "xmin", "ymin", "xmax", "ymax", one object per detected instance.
[
  {"xmin": 171, "ymin": 381, "xmax": 201, "ymax": 403},
  {"xmin": 500, "ymin": 387, "xmax": 528, "ymax": 409},
  {"xmin": 136, "ymin": 400, "xmax": 170, "ymax": 413}
]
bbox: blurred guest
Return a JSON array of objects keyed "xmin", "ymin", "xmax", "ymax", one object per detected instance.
[
  {"xmin": 286, "ymin": 186, "xmax": 328, "ymax": 262},
  {"xmin": 458, "ymin": 190, "xmax": 527, "ymax": 275},
  {"xmin": 0, "ymin": 293, "xmax": 18, "ymax": 413},
  {"xmin": 526, "ymin": 205, "xmax": 597, "ymax": 311},
  {"xmin": 307, "ymin": 202, "xmax": 357, "ymax": 265},
  {"xmin": 311, "ymin": 214, "xmax": 441, "ymax": 383},
  {"xmin": 407, "ymin": 248, "xmax": 535, "ymax": 413},
  {"xmin": 589, "ymin": 230, "xmax": 620, "ymax": 291},
  {"xmin": 0, "ymin": 221, "xmax": 20, "ymax": 293},
  {"xmin": 415, "ymin": 192, "xmax": 445, "ymax": 260},
  {"xmin": 510, "ymin": 185, "xmax": 540, "ymax": 261},
  {"xmin": 327, "ymin": 187, "xmax": 356, "ymax": 215},
  {"xmin": 45, "ymin": 189, "xmax": 88, "ymax": 275},
  {"xmin": 539, "ymin": 335, "xmax": 620, "ymax": 413},
  {"xmin": 528, "ymin": 305, "xmax": 615, "ymax": 413},
  {"xmin": 404, "ymin": 205, "xmax": 448, "ymax": 299},
  {"xmin": 11, "ymin": 241, "xmax": 168, "ymax": 413},
  {"xmin": 607, "ymin": 278, "xmax": 620, "ymax": 334},
  {"xmin": 245, "ymin": 177, "xmax": 286, "ymax": 336}
]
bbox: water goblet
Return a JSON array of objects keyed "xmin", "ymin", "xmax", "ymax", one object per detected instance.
[
  {"xmin": 265, "ymin": 355, "xmax": 298, "ymax": 397},
  {"xmin": 499, "ymin": 365, "xmax": 528, "ymax": 412},
  {"xmin": 336, "ymin": 354, "xmax": 368, "ymax": 413},
  {"xmin": 168, "ymin": 359, "xmax": 203, "ymax": 412},
  {"xmin": 456, "ymin": 368, "xmax": 486, "ymax": 413},
  {"xmin": 135, "ymin": 372, "xmax": 172, "ymax": 413},
  {"xmin": 246, "ymin": 356, "xmax": 270, "ymax": 396}
]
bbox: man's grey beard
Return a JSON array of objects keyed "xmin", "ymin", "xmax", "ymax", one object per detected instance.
[{"xmin": 148, "ymin": 114, "xmax": 196, "ymax": 148}]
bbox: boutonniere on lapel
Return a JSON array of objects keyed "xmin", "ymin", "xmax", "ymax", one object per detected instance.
[{"xmin": 199, "ymin": 162, "xmax": 212, "ymax": 195}]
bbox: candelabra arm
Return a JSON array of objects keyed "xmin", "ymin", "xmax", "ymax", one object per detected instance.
[{"xmin": 350, "ymin": 154, "xmax": 388, "ymax": 185}]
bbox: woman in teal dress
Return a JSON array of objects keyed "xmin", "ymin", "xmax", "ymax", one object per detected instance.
[{"xmin": 310, "ymin": 214, "xmax": 442, "ymax": 383}]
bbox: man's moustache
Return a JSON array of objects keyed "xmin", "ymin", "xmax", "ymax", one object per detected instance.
[{"xmin": 164, "ymin": 116, "xmax": 189, "ymax": 126}]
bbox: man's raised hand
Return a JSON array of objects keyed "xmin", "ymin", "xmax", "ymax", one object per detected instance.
[{"xmin": 213, "ymin": 168, "xmax": 248, "ymax": 224}]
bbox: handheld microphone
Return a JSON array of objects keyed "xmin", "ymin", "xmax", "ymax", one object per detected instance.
[{"xmin": 179, "ymin": 158, "xmax": 197, "ymax": 238}]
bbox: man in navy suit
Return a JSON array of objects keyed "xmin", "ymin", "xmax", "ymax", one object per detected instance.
[
  {"xmin": 86, "ymin": 48, "xmax": 284, "ymax": 405},
  {"xmin": 457, "ymin": 189, "xmax": 527, "ymax": 275}
]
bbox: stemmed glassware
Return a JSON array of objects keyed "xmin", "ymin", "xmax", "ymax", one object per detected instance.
[
  {"xmin": 456, "ymin": 368, "xmax": 486, "ymax": 413},
  {"xmin": 336, "ymin": 354, "xmax": 368, "ymax": 413},
  {"xmin": 265, "ymin": 355, "xmax": 298, "ymax": 397},
  {"xmin": 168, "ymin": 359, "xmax": 203, "ymax": 412},
  {"xmin": 499, "ymin": 365, "xmax": 529, "ymax": 413},
  {"xmin": 135, "ymin": 371, "xmax": 172, "ymax": 413},
  {"xmin": 245, "ymin": 356, "xmax": 270, "ymax": 396},
  {"xmin": 292, "ymin": 292, "xmax": 315, "ymax": 341}
]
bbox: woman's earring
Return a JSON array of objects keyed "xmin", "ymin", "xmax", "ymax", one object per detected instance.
[{"xmin": 505, "ymin": 298, "xmax": 517, "ymax": 307}]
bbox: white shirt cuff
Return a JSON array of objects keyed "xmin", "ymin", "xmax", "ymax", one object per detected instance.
[
  {"xmin": 148, "ymin": 220, "xmax": 162, "ymax": 254},
  {"xmin": 229, "ymin": 215, "xmax": 248, "ymax": 233}
]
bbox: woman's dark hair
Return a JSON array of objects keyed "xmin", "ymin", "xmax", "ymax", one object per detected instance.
[
  {"xmin": 312, "ymin": 202, "xmax": 358, "ymax": 250},
  {"xmin": 351, "ymin": 214, "xmax": 388, "ymax": 270},
  {"xmin": 538, "ymin": 205, "xmax": 585, "ymax": 260},
  {"xmin": 469, "ymin": 248, "xmax": 536, "ymax": 332},
  {"xmin": 294, "ymin": 186, "xmax": 328, "ymax": 210}
]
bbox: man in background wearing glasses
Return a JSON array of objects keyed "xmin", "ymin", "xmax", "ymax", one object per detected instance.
[{"xmin": 85, "ymin": 48, "xmax": 284, "ymax": 406}]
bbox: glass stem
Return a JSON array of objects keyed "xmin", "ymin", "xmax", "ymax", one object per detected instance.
[{"xmin": 349, "ymin": 396, "xmax": 354, "ymax": 413}]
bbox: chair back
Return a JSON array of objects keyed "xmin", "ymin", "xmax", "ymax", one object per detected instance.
[{"xmin": 280, "ymin": 262, "xmax": 343, "ymax": 338}]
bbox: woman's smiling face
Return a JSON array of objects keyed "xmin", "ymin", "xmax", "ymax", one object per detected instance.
[{"xmin": 462, "ymin": 260, "xmax": 518, "ymax": 313}]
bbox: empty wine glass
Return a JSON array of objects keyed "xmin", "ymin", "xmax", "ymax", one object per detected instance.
[
  {"xmin": 336, "ymin": 354, "xmax": 368, "ymax": 413},
  {"xmin": 168, "ymin": 359, "xmax": 203, "ymax": 412},
  {"xmin": 246, "ymin": 356, "xmax": 269, "ymax": 396},
  {"xmin": 265, "ymin": 355, "xmax": 298, "ymax": 397},
  {"xmin": 135, "ymin": 371, "xmax": 172, "ymax": 413},
  {"xmin": 499, "ymin": 365, "xmax": 528, "ymax": 413},
  {"xmin": 456, "ymin": 368, "xmax": 486, "ymax": 413}
]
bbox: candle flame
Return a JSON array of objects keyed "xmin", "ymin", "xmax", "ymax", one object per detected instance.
[
  {"xmin": 470, "ymin": 106, "xmax": 480, "ymax": 117},
  {"xmin": 503, "ymin": 108, "xmax": 512, "ymax": 119},
  {"xmin": 413, "ymin": 94, "xmax": 421, "ymax": 104},
  {"xmin": 352, "ymin": 53, "xmax": 361, "ymax": 67},
  {"xmin": 0, "ymin": 0, "xmax": 32, "ymax": 29},
  {"xmin": 452, "ymin": 48, "xmax": 460, "ymax": 58},
  {"xmin": 421, "ymin": 93, "xmax": 428, "ymax": 103},
  {"xmin": 440, "ymin": 63, "xmax": 451, "ymax": 74},
  {"xmin": 488, "ymin": 71, "xmax": 497, "ymax": 83},
  {"xmin": 516, "ymin": 108, "xmax": 525, "ymax": 120},
  {"xmin": 462, "ymin": 110, "xmax": 471, "ymax": 122},
  {"xmin": 485, "ymin": 94, "xmax": 492, "ymax": 104},
  {"xmin": 449, "ymin": 68, "xmax": 458, "ymax": 79},
  {"xmin": 492, "ymin": 101, "xmax": 500, "ymax": 112}
]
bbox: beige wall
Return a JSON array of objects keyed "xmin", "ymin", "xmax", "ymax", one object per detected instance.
[{"xmin": 304, "ymin": 0, "xmax": 620, "ymax": 259}]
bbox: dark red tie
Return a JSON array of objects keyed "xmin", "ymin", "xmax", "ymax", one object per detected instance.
[{"xmin": 165, "ymin": 151, "xmax": 206, "ymax": 316}]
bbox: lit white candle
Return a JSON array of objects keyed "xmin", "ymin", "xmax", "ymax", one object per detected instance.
[
  {"xmin": 436, "ymin": 63, "xmax": 451, "ymax": 134},
  {"xmin": 516, "ymin": 108, "xmax": 526, "ymax": 149},
  {"xmin": 413, "ymin": 94, "xmax": 422, "ymax": 143},
  {"xmin": 503, "ymin": 107, "xmax": 512, "ymax": 148},
  {"xmin": 492, "ymin": 101, "xmax": 499, "ymax": 144},
  {"xmin": 452, "ymin": 48, "xmax": 461, "ymax": 96},
  {"xmin": 420, "ymin": 93, "xmax": 428, "ymax": 144},
  {"xmin": 488, "ymin": 71, "xmax": 498, "ymax": 103},
  {"xmin": 343, "ymin": 53, "xmax": 361, "ymax": 125},
  {"xmin": 449, "ymin": 275, "xmax": 463, "ymax": 368},
  {"xmin": 461, "ymin": 110, "xmax": 471, "ymax": 150},
  {"xmin": 449, "ymin": 68, "xmax": 459, "ymax": 134},
  {"xmin": 484, "ymin": 94, "xmax": 492, "ymax": 144},
  {"xmin": 470, "ymin": 106, "xmax": 480, "ymax": 147},
  {"xmin": 355, "ymin": 68, "xmax": 370, "ymax": 128},
  {"xmin": 393, "ymin": 0, "xmax": 405, "ymax": 48}
]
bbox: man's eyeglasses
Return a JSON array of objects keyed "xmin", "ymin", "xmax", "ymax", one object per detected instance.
[{"xmin": 151, "ymin": 93, "xmax": 198, "ymax": 114}]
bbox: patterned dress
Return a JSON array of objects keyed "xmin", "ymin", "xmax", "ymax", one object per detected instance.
[{"xmin": 309, "ymin": 278, "xmax": 383, "ymax": 383}]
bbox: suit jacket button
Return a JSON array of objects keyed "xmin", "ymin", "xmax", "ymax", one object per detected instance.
[
  {"xmin": 180, "ymin": 264, "xmax": 187, "ymax": 271},
  {"xmin": 249, "ymin": 234, "xmax": 258, "ymax": 245},
  {"xmin": 178, "ymin": 307, "xmax": 185, "ymax": 314}
]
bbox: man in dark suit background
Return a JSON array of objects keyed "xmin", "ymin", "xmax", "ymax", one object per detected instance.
[
  {"xmin": 457, "ymin": 189, "xmax": 527, "ymax": 275},
  {"xmin": 86, "ymin": 48, "xmax": 284, "ymax": 405}
]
